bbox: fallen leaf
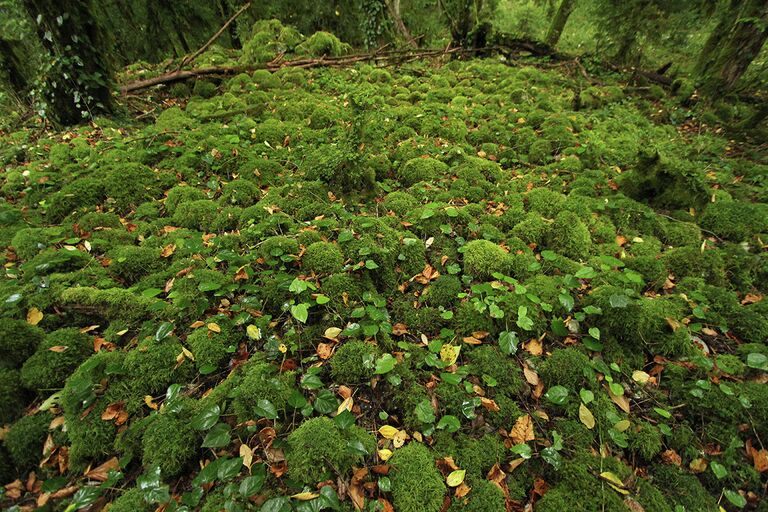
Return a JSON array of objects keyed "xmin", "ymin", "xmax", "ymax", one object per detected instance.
[
  {"xmin": 480, "ymin": 397, "xmax": 499, "ymax": 412},
  {"xmin": 599, "ymin": 471, "xmax": 629, "ymax": 495},
  {"xmin": 317, "ymin": 342, "xmax": 334, "ymax": 360},
  {"xmin": 48, "ymin": 346, "xmax": 69, "ymax": 353},
  {"xmin": 624, "ymin": 497, "xmax": 646, "ymax": 512},
  {"xmin": 323, "ymin": 327, "xmax": 342, "ymax": 339},
  {"xmin": 26, "ymin": 307, "xmax": 44, "ymax": 325},
  {"xmin": 607, "ymin": 386, "xmax": 630, "ymax": 414},
  {"xmin": 83, "ymin": 457, "xmax": 119, "ymax": 482},
  {"xmin": 160, "ymin": 243, "xmax": 176, "ymax": 258},
  {"xmin": 337, "ymin": 396, "xmax": 353, "ymax": 415},
  {"xmin": 446, "ymin": 469, "xmax": 466, "ymax": 487},
  {"xmin": 661, "ymin": 449, "xmax": 682, "ymax": 466},
  {"xmin": 207, "ymin": 322, "xmax": 221, "ymax": 333},
  {"xmin": 240, "ymin": 443, "xmax": 253, "ymax": 468},
  {"xmin": 378, "ymin": 449, "xmax": 393, "ymax": 461},
  {"xmin": 579, "ymin": 403, "xmax": 595, "ymax": 429},
  {"xmin": 143, "ymin": 395, "xmax": 158, "ymax": 410},
  {"xmin": 631, "ymin": 370, "xmax": 650, "ymax": 385},
  {"xmin": 509, "ymin": 415, "xmax": 534, "ymax": 444},
  {"xmin": 753, "ymin": 449, "xmax": 768, "ymax": 473},
  {"xmin": 291, "ymin": 492, "xmax": 319, "ymax": 500},
  {"xmin": 379, "ymin": 425, "xmax": 399, "ymax": 439},
  {"xmin": 393, "ymin": 429, "xmax": 408, "ymax": 448},
  {"xmin": 523, "ymin": 364, "xmax": 539, "ymax": 386},
  {"xmin": 440, "ymin": 344, "xmax": 460, "ymax": 365},
  {"xmin": 689, "ymin": 458, "xmax": 707, "ymax": 473},
  {"xmin": 524, "ymin": 338, "xmax": 543, "ymax": 356}
]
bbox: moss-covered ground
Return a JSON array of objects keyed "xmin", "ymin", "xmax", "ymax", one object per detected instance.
[{"xmin": 1, "ymin": 20, "xmax": 767, "ymax": 512}]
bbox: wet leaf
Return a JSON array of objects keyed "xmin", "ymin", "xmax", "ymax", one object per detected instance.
[{"xmin": 578, "ymin": 403, "xmax": 595, "ymax": 429}]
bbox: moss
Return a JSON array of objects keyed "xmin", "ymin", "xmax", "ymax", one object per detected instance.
[
  {"xmin": 462, "ymin": 240, "xmax": 510, "ymax": 279},
  {"xmin": 526, "ymin": 187, "xmax": 566, "ymax": 218},
  {"xmin": 231, "ymin": 361, "xmax": 293, "ymax": 421},
  {"xmin": 390, "ymin": 443, "xmax": 446, "ymax": 512},
  {"xmin": 619, "ymin": 151, "xmax": 709, "ymax": 210},
  {"xmin": 715, "ymin": 354, "xmax": 746, "ymax": 376},
  {"xmin": 260, "ymin": 235, "xmax": 300, "ymax": 266},
  {"xmin": 304, "ymin": 144, "xmax": 375, "ymax": 194},
  {"xmin": 511, "ymin": 213, "xmax": 549, "ymax": 246},
  {"xmin": 467, "ymin": 346, "xmax": 525, "ymax": 395},
  {"xmin": 172, "ymin": 200, "xmax": 218, "ymax": 231},
  {"xmin": 398, "ymin": 157, "xmax": 448, "ymax": 186},
  {"xmin": 46, "ymin": 178, "xmax": 105, "ymax": 222},
  {"xmin": 10, "ymin": 227, "xmax": 62, "ymax": 261},
  {"xmin": 661, "ymin": 221, "xmax": 701, "ymax": 247},
  {"xmin": 545, "ymin": 211, "xmax": 592, "ymax": 260},
  {"xmin": 421, "ymin": 275, "xmax": 462, "ymax": 308},
  {"xmin": 0, "ymin": 318, "xmax": 45, "ymax": 369},
  {"xmin": 107, "ymin": 487, "xmax": 153, "ymax": 512},
  {"xmin": 651, "ymin": 464, "xmax": 719, "ymax": 511},
  {"xmin": 297, "ymin": 31, "xmax": 349, "ymax": 57},
  {"xmin": 448, "ymin": 479, "xmax": 505, "ymax": 512},
  {"xmin": 21, "ymin": 247, "xmax": 92, "ymax": 278},
  {"xmin": 4, "ymin": 413, "xmax": 50, "ymax": 472},
  {"xmin": 700, "ymin": 200, "xmax": 768, "ymax": 242},
  {"xmin": 303, "ymin": 241, "xmax": 344, "ymax": 274},
  {"xmin": 141, "ymin": 411, "xmax": 199, "ymax": 478},
  {"xmin": 0, "ymin": 445, "xmax": 14, "ymax": 485},
  {"xmin": 629, "ymin": 421, "xmax": 663, "ymax": 460},
  {"xmin": 321, "ymin": 273, "xmax": 363, "ymax": 307},
  {"xmin": 107, "ymin": 245, "xmax": 165, "ymax": 284},
  {"xmin": 20, "ymin": 328, "xmax": 93, "ymax": 391},
  {"xmin": 220, "ymin": 179, "xmax": 259, "ymax": 207},
  {"xmin": 730, "ymin": 306, "xmax": 768, "ymax": 343},
  {"xmin": 122, "ymin": 336, "xmax": 195, "ymax": 396},
  {"xmin": 330, "ymin": 341, "xmax": 378, "ymax": 383},
  {"xmin": 0, "ymin": 369, "xmax": 27, "ymax": 425},
  {"xmin": 186, "ymin": 324, "xmax": 233, "ymax": 372},
  {"xmin": 383, "ymin": 191, "xmax": 419, "ymax": 215},
  {"xmin": 286, "ymin": 417, "xmax": 374, "ymax": 483},
  {"xmin": 165, "ymin": 186, "xmax": 207, "ymax": 215},
  {"xmin": 663, "ymin": 246, "xmax": 725, "ymax": 285},
  {"xmin": 59, "ymin": 287, "xmax": 164, "ymax": 324},
  {"xmin": 456, "ymin": 434, "xmax": 506, "ymax": 480},
  {"xmin": 539, "ymin": 348, "xmax": 592, "ymax": 390}
]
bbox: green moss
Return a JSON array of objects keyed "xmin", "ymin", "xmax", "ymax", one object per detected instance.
[
  {"xmin": 663, "ymin": 246, "xmax": 725, "ymax": 285},
  {"xmin": 0, "ymin": 319, "xmax": 45, "ymax": 369},
  {"xmin": 539, "ymin": 348, "xmax": 592, "ymax": 390},
  {"xmin": 303, "ymin": 241, "xmax": 344, "ymax": 274},
  {"xmin": 141, "ymin": 411, "xmax": 199, "ymax": 478},
  {"xmin": 545, "ymin": 211, "xmax": 592, "ymax": 260},
  {"xmin": 661, "ymin": 221, "xmax": 701, "ymax": 247},
  {"xmin": 390, "ymin": 443, "xmax": 446, "ymax": 512},
  {"xmin": 297, "ymin": 31, "xmax": 349, "ymax": 57},
  {"xmin": 286, "ymin": 417, "xmax": 374, "ymax": 483},
  {"xmin": 715, "ymin": 354, "xmax": 746, "ymax": 376},
  {"xmin": 10, "ymin": 227, "xmax": 63, "ymax": 261},
  {"xmin": 230, "ymin": 361, "xmax": 293, "ymax": 421},
  {"xmin": 462, "ymin": 240, "xmax": 510, "ymax": 279},
  {"xmin": 172, "ymin": 200, "xmax": 218, "ymax": 230},
  {"xmin": 511, "ymin": 213, "xmax": 549, "ymax": 246},
  {"xmin": 0, "ymin": 368, "xmax": 27, "ymax": 425},
  {"xmin": 467, "ymin": 346, "xmax": 525, "ymax": 395},
  {"xmin": 399, "ymin": 157, "xmax": 448, "ymax": 186},
  {"xmin": 629, "ymin": 421, "xmax": 663, "ymax": 460},
  {"xmin": 186, "ymin": 324, "xmax": 233, "ymax": 372},
  {"xmin": 260, "ymin": 235, "xmax": 300, "ymax": 266},
  {"xmin": 4, "ymin": 413, "xmax": 50, "ymax": 472},
  {"xmin": 59, "ymin": 287, "xmax": 164, "ymax": 324},
  {"xmin": 526, "ymin": 187, "xmax": 566, "ymax": 218},
  {"xmin": 383, "ymin": 191, "xmax": 419, "ymax": 216},
  {"xmin": 330, "ymin": 341, "xmax": 378, "ymax": 383},
  {"xmin": 122, "ymin": 336, "xmax": 195, "ymax": 396},
  {"xmin": 421, "ymin": 275, "xmax": 462, "ymax": 308},
  {"xmin": 220, "ymin": 179, "xmax": 259, "ymax": 207},
  {"xmin": 107, "ymin": 246, "xmax": 165, "ymax": 284},
  {"xmin": 651, "ymin": 464, "xmax": 719, "ymax": 511},
  {"xmin": 20, "ymin": 328, "xmax": 93, "ymax": 391},
  {"xmin": 107, "ymin": 487, "xmax": 153, "ymax": 512},
  {"xmin": 448, "ymin": 479, "xmax": 505, "ymax": 511},
  {"xmin": 165, "ymin": 186, "xmax": 207, "ymax": 215},
  {"xmin": 700, "ymin": 200, "xmax": 768, "ymax": 242},
  {"xmin": 456, "ymin": 434, "xmax": 506, "ymax": 479}
]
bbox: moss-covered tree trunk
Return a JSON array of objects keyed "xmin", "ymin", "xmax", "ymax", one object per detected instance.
[
  {"xmin": 697, "ymin": 0, "xmax": 768, "ymax": 94},
  {"xmin": 545, "ymin": 0, "xmax": 575, "ymax": 47},
  {"xmin": 21, "ymin": 0, "xmax": 113, "ymax": 125}
]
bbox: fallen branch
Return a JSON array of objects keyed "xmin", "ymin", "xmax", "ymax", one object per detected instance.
[{"xmin": 176, "ymin": 2, "xmax": 251, "ymax": 71}]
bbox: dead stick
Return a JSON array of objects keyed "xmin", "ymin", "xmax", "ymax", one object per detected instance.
[{"xmin": 176, "ymin": 2, "xmax": 251, "ymax": 71}]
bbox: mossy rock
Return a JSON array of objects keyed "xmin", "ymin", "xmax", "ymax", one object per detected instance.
[
  {"xmin": 0, "ymin": 318, "xmax": 45, "ymax": 369},
  {"xmin": 4, "ymin": 413, "xmax": 50, "ymax": 472},
  {"xmin": 141, "ymin": 411, "xmax": 199, "ymax": 478},
  {"xmin": 398, "ymin": 157, "xmax": 448, "ymax": 186},
  {"xmin": 285, "ymin": 417, "xmax": 374, "ymax": 483},
  {"xmin": 107, "ymin": 487, "xmax": 153, "ymax": 512},
  {"xmin": 545, "ymin": 210, "xmax": 592, "ymax": 261},
  {"xmin": 448, "ymin": 479, "xmax": 505, "ymax": 511},
  {"xmin": 462, "ymin": 240, "xmax": 510, "ymax": 279},
  {"xmin": 0, "ymin": 368, "xmax": 28, "ymax": 425},
  {"xmin": 302, "ymin": 241, "xmax": 344, "ymax": 274},
  {"xmin": 330, "ymin": 340, "xmax": 378, "ymax": 383},
  {"xmin": 699, "ymin": 200, "xmax": 768, "ymax": 242},
  {"xmin": 389, "ymin": 443, "xmax": 446, "ymax": 512},
  {"xmin": 20, "ymin": 328, "xmax": 94, "ymax": 391}
]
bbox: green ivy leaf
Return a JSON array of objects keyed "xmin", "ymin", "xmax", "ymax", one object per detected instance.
[
  {"xmin": 499, "ymin": 330, "xmax": 518, "ymax": 355},
  {"xmin": 191, "ymin": 403, "xmax": 220, "ymax": 430},
  {"xmin": 374, "ymin": 353, "xmax": 396, "ymax": 374},
  {"xmin": 415, "ymin": 399, "xmax": 436, "ymax": 424},
  {"xmin": 724, "ymin": 490, "xmax": 746, "ymax": 508},
  {"xmin": 202, "ymin": 423, "xmax": 231, "ymax": 448},
  {"xmin": 291, "ymin": 303, "xmax": 309, "ymax": 323},
  {"xmin": 239, "ymin": 466, "xmax": 267, "ymax": 497},
  {"xmin": 365, "ymin": 259, "xmax": 379, "ymax": 270},
  {"xmin": 545, "ymin": 385, "xmax": 569, "ymax": 405},
  {"xmin": 437, "ymin": 415, "xmax": 461, "ymax": 432},
  {"xmin": 217, "ymin": 457, "xmax": 243, "ymax": 481},
  {"xmin": 746, "ymin": 353, "xmax": 767, "ymax": 370},
  {"xmin": 255, "ymin": 399, "xmax": 278, "ymax": 420},
  {"xmin": 510, "ymin": 443, "xmax": 532, "ymax": 459},
  {"xmin": 710, "ymin": 461, "xmax": 728, "ymax": 479},
  {"xmin": 313, "ymin": 389, "xmax": 338, "ymax": 414},
  {"xmin": 154, "ymin": 322, "xmax": 174, "ymax": 342}
]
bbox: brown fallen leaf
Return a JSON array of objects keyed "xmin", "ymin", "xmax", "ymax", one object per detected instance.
[
  {"xmin": 48, "ymin": 345, "xmax": 69, "ymax": 353},
  {"xmin": 524, "ymin": 338, "xmax": 543, "ymax": 356},
  {"xmin": 753, "ymin": 449, "xmax": 768, "ymax": 473},
  {"xmin": 607, "ymin": 386, "xmax": 630, "ymax": 414},
  {"xmin": 661, "ymin": 449, "xmax": 682, "ymax": 467},
  {"xmin": 480, "ymin": 397, "xmax": 500, "ymax": 412},
  {"xmin": 509, "ymin": 415, "xmax": 534, "ymax": 444},
  {"xmin": 316, "ymin": 342, "xmax": 334, "ymax": 360},
  {"xmin": 160, "ymin": 243, "xmax": 176, "ymax": 258},
  {"xmin": 84, "ymin": 457, "xmax": 120, "ymax": 482}
]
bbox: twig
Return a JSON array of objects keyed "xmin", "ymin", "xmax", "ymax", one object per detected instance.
[{"xmin": 176, "ymin": 2, "xmax": 251, "ymax": 72}]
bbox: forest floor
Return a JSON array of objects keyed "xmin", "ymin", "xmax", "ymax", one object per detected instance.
[{"xmin": 1, "ymin": 24, "xmax": 767, "ymax": 512}]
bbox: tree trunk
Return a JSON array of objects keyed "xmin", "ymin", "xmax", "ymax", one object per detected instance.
[
  {"xmin": 545, "ymin": 0, "xmax": 576, "ymax": 47},
  {"xmin": 21, "ymin": 0, "xmax": 114, "ymax": 125},
  {"xmin": 385, "ymin": 0, "xmax": 418, "ymax": 47},
  {"xmin": 698, "ymin": 0, "xmax": 768, "ymax": 94}
]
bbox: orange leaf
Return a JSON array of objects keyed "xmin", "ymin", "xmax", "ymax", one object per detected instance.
[
  {"xmin": 83, "ymin": 457, "xmax": 120, "ymax": 482},
  {"xmin": 160, "ymin": 243, "xmax": 176, "ymax": 258},
  {"xmin": 48, "ymin": 346, "xmax": 69, "ymax": 353},
  {"xmin": 509, "ymin": 414, "xmax": 534, "ymax": 444}
]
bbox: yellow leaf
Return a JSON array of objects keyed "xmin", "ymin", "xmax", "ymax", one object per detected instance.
[
  {"xmin": 240, "ymin": 444, "xmax": 253, "ymax": 468},
  {"xmin": 614, "ymin": 419, "xmax": 631, "ymax": 432},
  {"xmin": 26, "ymin": 307, "xmax": 43, "ymax": 325},
  {"xmin": 246, "ymin": 325, "xmax": 261, "ymax": 340},
  {"xmin": 378, "ymin": 449, "xmax": 393, "ymax": 461},
  {"xmin": 291, "ymin": 492, "xmax": 319, "ymax": 500},
  {"xmin": 632, "ymin": 370, "xmax": 650, "ymax": 385},
  {"xmin": 378, "ymin": 425, "xmax": 399, "ymax": 439},
  {"xmin": 337, "ymin": 396, "xmax": 353, "ymax": 415},
  {"xmin": 599, "ymin": 471, "xmax": 629, "ymax": 495},
  {"xmin": 440, "ymin": 344, "xmax": 460, "ymax": 365},
  {"xmin": 207, "ymin": 322, "xmax": 221, "ymax": 333},
  {"xmin": 278, "ymin": 343, "xmax": 287, "ymax": 353},
  {"xmin": 324, "ymin": 327, "xmax": 342, "ymax": 339},
  {"xmin": 446, "ymin": 469, "xmax": 466, "ymax": 487},
  {"xmin": 579, "ymin": 403, "xmax": 595, "ymax": 430},
  {"xmin": 608, "ymin": 386, "xmax": 630, "ymax": 414},
  {"xmin": 143, "ymin": 395, "xmax": 158, "ymax": 410},
  {"xmin": 182, "ymin": 346, "xmax": 195, "ymax": 361},
  {"xmin": 393, "ymin": 429, "xmax": 408, "ymax": 448}
]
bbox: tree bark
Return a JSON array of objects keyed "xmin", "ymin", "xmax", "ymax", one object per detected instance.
[
  {"xmin": 698, "ymin": 0, "xmax": 768, "ymax": 94},
  {"xmin": 21, "ymin": 0, "xmax": 114, "ymax": 125},
  {"xmin": 545, "ymin": 0, "xmax": 576, "ymax": 47},
  {"xmin": 385, "ymin": 0, "xmax": 418, "ymax": 47}
]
